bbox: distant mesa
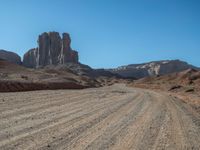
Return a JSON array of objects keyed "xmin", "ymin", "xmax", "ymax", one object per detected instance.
[
  {"xmin": 0, "ymin": 49, "xmax": 21, "ymax": 65},
  {"xmin": 23, "ymin": 32, "xmax": 79, "ymax": 68},
  {"xmin": 108, "ymin": 60, "xmax": 199, "ymax": 79}
]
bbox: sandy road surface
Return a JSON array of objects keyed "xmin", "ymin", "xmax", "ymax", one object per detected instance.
[{"xmin": 0, "ymin": 84, "xmax": 200, "ymax": 150}]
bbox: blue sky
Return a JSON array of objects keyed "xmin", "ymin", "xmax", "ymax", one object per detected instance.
[{"xmin": 0, "ymin": 0, "xmax": 199, "ymax": 68}]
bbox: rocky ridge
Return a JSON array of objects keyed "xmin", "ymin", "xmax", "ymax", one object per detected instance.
[{"xmin": 109, "ymin": 60, "xmax": 198, "ymax": 79}]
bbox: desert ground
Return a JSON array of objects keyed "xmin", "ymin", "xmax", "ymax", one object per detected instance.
[{"xmin": 0, "ymin": 84, "xmax": 200, "ymax": 150}]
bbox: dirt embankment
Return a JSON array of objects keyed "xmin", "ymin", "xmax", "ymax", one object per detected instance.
[
  {"xmin": 0, "ymin": 60, "xmax": 99, "ymax": 92},
  {"xmin": 0, "ymin": 81, "xmax": 87, "ymax": 92}
]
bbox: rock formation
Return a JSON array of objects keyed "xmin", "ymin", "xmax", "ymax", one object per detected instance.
[
  {"xmin": 23, "ymin": 32, "xmax": 78, "ymax": 68},
  {"xmin": 0, "ymin": 49, "xmax": 21, "ymax": 65},
  {"xmin": 109, "ymin": 60, "xmax": 199, "ymax": 79}
]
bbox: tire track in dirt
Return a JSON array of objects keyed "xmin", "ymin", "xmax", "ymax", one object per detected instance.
[
  {"xmin": 0, "ymin": 84, "xmax": 200, "ymax": 150},
  {"xmin": 36, "ymin": 93, "xmax": 141, "ymax": 150},
  {"xmin": 169, "ymin": 96, "xmax": 200, "ymax": 149},
  {"xmin": 0, "ymin": 92, "xmax": 91, "ymax": 117},
  {"xmin": 67, "ymin": 93, "xmax": 147, "ymax": 150},
  {"xmin": 45, "ymin": 93, "xmax": 145, "ymax": 150},
  {"xmin": 83, "ymin": 92, "xmax": 150, "ymax": 150},
  {"xmin": 0, "ymin": 92, "xmax": 122, "ymax": 129},
  {"xmin": 0, "ymin": 93, "xmax": 131, "ymax": 146},
  {"xmin": 110, "ymin": 92, "xmax": 165, "ymax": 150},
  {"xmin": 0, "ymin": 88, "xmax": 139, "ymax": 149}
]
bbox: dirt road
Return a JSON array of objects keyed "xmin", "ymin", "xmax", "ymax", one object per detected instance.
[{"xmin": 0, "ymin": 84, "xmax": 200, "ymax": 150}]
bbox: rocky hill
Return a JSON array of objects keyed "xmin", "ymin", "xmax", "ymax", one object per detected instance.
[
  {"xmin": 109, "ymin": 60, "xmax": 198, "ymax": 79},
  {"xmin": 23, "ymin": 32, "xmax": 78, "ymax": 68},
  {"xmin": 0, "ymin": 49, "xmax": 21, "ymax": 65},
  {"xmin": 134, "ymin": 68, "xmax": 200, "ymax": 90},
  {"xmin": 43, "ymin": 63, "xmax": 121, "ymax": 78},
  {"xmin": 0, "ymin": 60, "xmax": 98, "ymax": 92}
]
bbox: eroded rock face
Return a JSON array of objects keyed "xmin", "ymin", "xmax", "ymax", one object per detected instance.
[
  {"xmin": 109, "ymin": 60, "xmax": 198, "ymax": 79},
  {"xmin": 23, "ymin": 32, "xmax": 79, "ymax": 68},
  {"xmin": 23, "ymin": 48, "xmax": 38, "ymax": 68},
  {"xmin": 0, "ymin": 50, "xmax": 21, "ymax": 65},
  {"xmin": 60, "ymin": 33, "xmax": 78, "ymax": 63}
]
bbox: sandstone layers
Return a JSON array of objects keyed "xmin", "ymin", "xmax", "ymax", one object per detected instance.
[
  {"xmin": 109, "ymin": 60, "xmax": 198, "ymax": 79},
  {"xmin": 23, "ymin": 32, "xmax": 78, "ymax": 68}
]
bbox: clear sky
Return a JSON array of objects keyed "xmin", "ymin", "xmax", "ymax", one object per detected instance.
[{"xmin": 0, "ymin": 0, "xmax": 199, "ymax": 68}]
